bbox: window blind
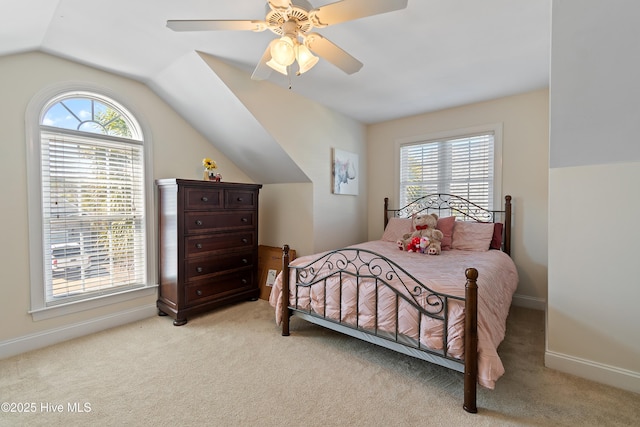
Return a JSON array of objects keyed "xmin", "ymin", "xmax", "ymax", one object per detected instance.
[
  {"xmin": 399, "ymin": 133, "xmax": 495, "ymax": 209},
  {"xmin": 40, "ymin": 130, "xmax": 146, "ymax": 304}
]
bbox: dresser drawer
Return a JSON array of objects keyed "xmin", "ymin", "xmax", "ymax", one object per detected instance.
[
  {"xmin": 184, "ymin": 211, "xmax": 256, "ymax": 234},
  {"xmin": 185, "ymin": 271, "xmax": 254, "ymax": 305},
  {"xmin": 184, "ymin": 251, "xmax": 255, "ymax": 280},
  {"xmin": 184, "ymin": 232, "xmax": 255, "ymax": 258},
  {"xmin": 225, "ymin": 189, "xmax": 257, "ymax": 209},
  {"xmin": 184, "ymin": 187, "xmax": 224, "ymax": 210}
]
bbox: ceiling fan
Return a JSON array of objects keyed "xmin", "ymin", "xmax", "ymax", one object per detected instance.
[{"xmin": 167, "ymin": 0, "xmax": 408, "ymax": 80}]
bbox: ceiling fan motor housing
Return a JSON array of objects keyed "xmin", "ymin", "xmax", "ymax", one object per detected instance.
[{"xmin": 265, "ymin": 1, "xmax": 315, "ymax": 36}]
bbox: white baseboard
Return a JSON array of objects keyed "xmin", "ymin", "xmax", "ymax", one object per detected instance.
[
  {"xmin": 0, "ymin": 304, "xmax": 157, "ymax": 360},
  {"xmin": 545, "ymin": 350, "xmax": 640, "ymax": 394},
  {"xmin": 511, "ymin": 293, "xmax": 546, "ymax": 311}
]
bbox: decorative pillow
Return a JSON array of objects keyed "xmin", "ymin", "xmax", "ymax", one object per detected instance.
[
  {"xmin": 381, "ymin": 217, "xmax": 413, "ymax": 242},
  {"xmin": 490, "ymin": 223, "xmax": 504, "ymax": 250},
  {"xmin": 436, "ymin": 216, "xmax": 455, "ymax": 251},
  {"xmin": 451, "ymin": 221, "xmax": 495, "ymax": 252}
]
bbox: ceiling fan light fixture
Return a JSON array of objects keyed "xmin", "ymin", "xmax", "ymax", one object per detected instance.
[
  {"xmin": 270, "ymin": 35, "xmax": 296, "ymax": 66},
  {"xmin": 169, "ymin": 0, "xmax": 410, "ymax": 80},
  {"xmin": 296, "ymin": 43, "xmax": 319, "ymax": 74}
]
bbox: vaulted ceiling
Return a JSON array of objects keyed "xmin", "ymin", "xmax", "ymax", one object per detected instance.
[{"xmin": 1, "ymin": 0, "xmax": 550, "ymax": 183}]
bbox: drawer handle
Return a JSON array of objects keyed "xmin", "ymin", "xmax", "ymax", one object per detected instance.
[
  {"xmin": 196, "ymin": 243, "xmax": 202, "ymax": 249},
  {"xmin": 242, "ymin": 258, "xmax": 248, "ymax": 264},
  {"xmin": 196, "ymin": 267, "xmax": 203, "ymax": 273},
  {"xmin": 201, "ymin": 196, "xmax": 208, "ymax": 202},
  {"xmin": 196, "ymin": 220, "xmax": 203, "ymax": 226},
  {"xmin": 237, "ymin": 197, "xmax": 243, "ymax": 202},
  {"xmin": 241, "ymin": 217, "xmax": 248, "ymax": 223},
  {"xmin": 241, "ymin": 279, "xmax": 248, "ymax": 285},
  {"xmin": 196, "ymin": 290, "xmax": 203, "ymax": 296},
  {"xmin": 241, "ymin": 238, "xmax": 248, "ymax": 244}
]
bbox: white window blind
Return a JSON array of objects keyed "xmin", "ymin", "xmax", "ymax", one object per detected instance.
[
  {"xmin": 40, "ymin": 130, "xmax": 146, "ymax": 304},
  {"xmin": 399, "ymin": 133, "xmax": 495, "ymax": 209}
]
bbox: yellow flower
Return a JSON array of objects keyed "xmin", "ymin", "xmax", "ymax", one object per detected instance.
[{"xmin": 202, "ymin": 157, "xmax": 217, "ymax": 170}]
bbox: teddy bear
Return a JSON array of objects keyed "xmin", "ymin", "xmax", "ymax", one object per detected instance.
[{"xmin": 397, "ymin": 213, "xmax": 444, "ymax": 255}]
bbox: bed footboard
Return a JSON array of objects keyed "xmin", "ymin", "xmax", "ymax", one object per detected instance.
[{"xmin": 280, "ymin": 244, "xmax": 478, "ymax": 413}]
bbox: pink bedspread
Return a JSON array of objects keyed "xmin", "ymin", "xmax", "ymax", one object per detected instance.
[{"xmin": 269, "ymin": 240, "xmax": 518, "ymax": 389}]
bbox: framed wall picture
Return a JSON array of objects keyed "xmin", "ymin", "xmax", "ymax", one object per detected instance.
[{"xmin": 332, "ymin": 148, "xmax": 359, "ymax": 195}]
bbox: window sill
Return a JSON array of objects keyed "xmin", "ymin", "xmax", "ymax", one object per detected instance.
[{"xmin": 29, "ymin": 285, "xmax": 158, "ymax": 321}]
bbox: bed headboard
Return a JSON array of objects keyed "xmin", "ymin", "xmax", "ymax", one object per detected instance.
[{"xmin": 384, "ymin": 194, "xmax": 512, "ymax": 255}]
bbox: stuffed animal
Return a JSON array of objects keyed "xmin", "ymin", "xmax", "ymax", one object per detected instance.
[
  {"xmin": 397, "ymin": 213, "xmax": 444, "ymax": 255},
  {"xmin": 405, "ymin": 236, "xmax": 420, "ymax": 252},
  {"xmin": 406, "ymin": 236, "xmax": 431, "ymax": 253},
  {"xmin": 407, "ymin": 236, "xmax": 432, "ymax": 253},
  {"xmin": 419, "ymin": 236, "xmax": 431, "ymax": 253}
]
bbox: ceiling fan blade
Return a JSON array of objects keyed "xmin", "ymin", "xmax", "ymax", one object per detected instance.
[
  {"xmin": 268, "ymin": 0, "xmax": 293, "ymax": 12},
  {"xmin": 167, "ymin": 20, "xmax": 267, "ymax": 32},
  {"xmin": 251, "ymin": 42, "xmax": 275, "ymax": 81},
  {"xmin": 311, "ymin": 0, "xmax": 408, "ymax": 26},
  {"xmin": 305, "ymin": 33, "xmax": 363, "ymax": 75}
]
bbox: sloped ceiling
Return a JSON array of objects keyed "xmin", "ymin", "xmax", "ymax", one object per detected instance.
[
  {"xmin": 0, "ymin": 0, "xmax": 550, "ymax": 184},
  {"xmin": 148, "ymin": 50, "xmax": 309, "ymax": 184}
]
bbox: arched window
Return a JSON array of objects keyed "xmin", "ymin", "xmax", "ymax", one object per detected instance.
[
  {"xmin": 27, "ymin": 89, "xmax": 155, "ymax": 319},
  {"xmin": 42, "ymin": 92, "xmax": 142, "ymax": 139}
]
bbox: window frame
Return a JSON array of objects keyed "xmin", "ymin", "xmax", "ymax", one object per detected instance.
[
  {"xmin": 394, "ymin": 123, "xmax": 503, "ymax": 210},
  {"xmin": 26, "ymin": 83, "xmax": 157, "ymax": 321}
]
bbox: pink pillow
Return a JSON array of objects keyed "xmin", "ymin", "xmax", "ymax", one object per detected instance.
[
  {"xmin": 436, "ymin": 216, "xmax": 455, "ymax": 251},
  {"xmin": 381, "ymin": 217, "xmax": 413, "ymax": 242},
  {"xmin": 490, "ymin": 223, "xmax": 503, "ymax": 250},
  {"xmin": 451, "ymin": 221, "xmax": 495, "ymax": 251}
]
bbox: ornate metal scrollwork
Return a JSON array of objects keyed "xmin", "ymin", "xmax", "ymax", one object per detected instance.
[
  {"xmin": 390, "ymin": 193, "xmax": 501, "ymax": 223},
  {"xmin": 292, "ymin": 248, "xmax": 453, "ymax": 317}
]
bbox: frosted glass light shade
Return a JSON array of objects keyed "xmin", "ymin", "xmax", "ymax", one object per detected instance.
[
  {"xmin": 296, "ymin": 44, "xmax": 319, "ymax": 74},
  {"xmin": 266, "ymin": 58, "xmax": 288, "ymax": 75},
  {"xmin": 270, "ymin": 36, "xmax": 295, "ymax": 66}
]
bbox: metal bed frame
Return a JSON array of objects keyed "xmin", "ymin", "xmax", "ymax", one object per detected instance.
[{"xmin": 280, "ymin": 194, "xmax": 512, "ymax": 413}]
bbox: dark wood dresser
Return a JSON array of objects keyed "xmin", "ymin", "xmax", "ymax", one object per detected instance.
[{"xmin": 156, "ymin": 179, "xmax": 262, "ymax": 325}]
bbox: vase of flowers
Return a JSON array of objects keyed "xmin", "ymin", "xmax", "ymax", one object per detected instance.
[{"xmin": 202, "ymin": 157, "xmax": 217, "ymax": 181}]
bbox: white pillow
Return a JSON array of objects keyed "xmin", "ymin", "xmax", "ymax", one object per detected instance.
[{"xmin": 451, "ymin": 221, "xmax": 495, "ymax": 251}]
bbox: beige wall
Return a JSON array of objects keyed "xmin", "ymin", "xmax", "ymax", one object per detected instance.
[
  {"xmin": 0, "ymin": 52, "xmax": 252, "ymax": 353},
  {"xmin": 548, "ymin": 163, "xmax": 640, "ymax": 385},
  {"xmin": 367, "ymin": 89, "xmax": 549, "ymax": 308},
  {"xmin": 547, "ymin": 0, "xmax": 640, "ymax": 393},
  {"xmin": 258, "ymin": 183, "xmax": 314, "ymax": 256}
]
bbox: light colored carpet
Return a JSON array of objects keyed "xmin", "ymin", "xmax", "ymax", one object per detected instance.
[{"xmin": 1, "ymin": 301, "xmax": 638, "ymax": 426}]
